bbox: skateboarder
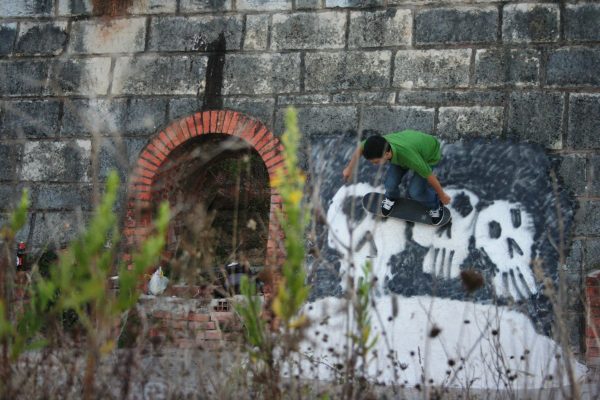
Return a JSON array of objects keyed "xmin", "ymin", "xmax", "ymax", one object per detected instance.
[{"xmin": 342, "ymin": 130, "xmax": 451, "ymax": 225}]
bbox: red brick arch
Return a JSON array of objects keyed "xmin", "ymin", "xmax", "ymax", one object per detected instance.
[{"xmin": 124, "ymin": 110, "xmax": 285, "ymax": 267}]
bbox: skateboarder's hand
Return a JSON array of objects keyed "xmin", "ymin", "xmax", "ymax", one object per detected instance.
[
  {"xmin": 440, "ymin": 192, "xmax": 451, "ymax": 205},
  {"xmin": 342, "ymin": 167, "xmax": 352, "ymax": 182}
]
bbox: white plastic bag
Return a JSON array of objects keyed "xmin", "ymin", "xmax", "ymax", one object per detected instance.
[{"xmin": 149, "ymin": 266, "xmax": 169, "ymax": 295}]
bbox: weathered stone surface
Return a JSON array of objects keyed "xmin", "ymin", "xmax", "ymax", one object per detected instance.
[
  {"xmin": 396, "ymin": 90, "xmax": 506, "ymax": 106},
  {"xmin": 393, "ymin": 50, "xmax": 471, "ymax": 89},
  {"xmin": 502, "ymin": 3, "xmax": 559, "ymax": 43},
  {"xmin": 0, "ymin": 23, "xmax": 17, "ymax": 55},
  {"xmin": 555, "ymin": 154, "xmax": 587, "ymax": 196},
  {"xmin": 275, "ymin": 106, "xmax": 358, "ymax": 137},
  {"xmin": 474, "ymin": 49, "xmax": 540, "ymax": 87},
  {"xmin": 0, "ymin": 100, "xmax": 61, "ymax": 138},
  {"xmin": 0, "ymin": 143, "xmax": 21, "ymax": 180},
  {"xmin": 50, "ymin": 58, "xmax": 111, "ymax": 96},
  {"xmin": 149, "ymin": 16, "xmax": 243, "ymax": 52},
  {"xmin": 131, "ymin": 0, "xmax": 177, "ymax": 13},
  {"xmin": 415, "ymin": 7, "xmax": 497, "ymax": 44},
  {"xmin": 349, "ymin": 9, "xmax": 411, "ymax": 48},
  {"xmin": 69, "ymin": 18, "xmax": 146, "ymax": 54},
  {"xmin": 222, "ymin": 97, "xmax": 275, "ymax": 128},
  {"xmin": 98, "ymin": 137, "xmax": 129, "ymax": 180},
  {"xmin": 16, "ymin": 22, "xmax": 68, "ymax": 55},
  {"xmin": 565, "ymin": 3, "xmax": 600, "ymax": 42},
  {"xmin": 326, "ymin": 0, "xmax": 383, "ymax": 7},
  {"xmin": 237, "ymin": 0, "xmax": 291, "ymax": 11},
  {"xmin": 585, "ymin": 239, "xmax": 600, "ymax": 270},
  {"xmin": 547, "ymin": 48, "xmax": 600, "ymax": 87},
  {"xmin": 112, "ymin": 55, "xmax": 207, "ymax": 95},
  {"xmin": 31, "ymin": 211, "xmax": 82, "ymax": 249},
  {"xmin": 575, "ymin": 201, "xmax": 600, "ymax": 236},
  {"xmin": 305, "ymin": 51, "xmax": 391, "ymax": 91},
  {"xmin": 565, "ymin": 239, "xmax": 583, "ymax": 271},
  {"xmin": 58, "ymin": 0, "xmax": 92, "ymax": 16},
  {"xmin": 244, "ymin": 14, "xmax": 269, "ymax": 51},
  {"xmin": 0, "ymin": 0, "xmax": 53, "ymax": 16},
  {"xmin": 296, "ymin": 0, "xmax": 320, "ymax": 9},
  {"xmin": 332, "ymin": 91, "xmax": 395, "ymax": 104},
  {"xmin": 437, "ymin": 106, "xmax": 503, "ymax": 140},
  {"xmin": 271, "ymin": 12, "xmax": 346, "ymax": 50},
  {"xmin": 223, "ymin": 54, "xmax": 300, "ymax": 95},
  {"xmin": 568, "ymin": 94, "xmax": 600, "ymax": 150},
  {"xmin": 34, "ymin": 184, "xmax": 93, "ymax": 210},
  {"xmin": 278, "ymin": 94, "xmax": 330, "ymax": 106},
  {"xmin": 0, "ymin": 184, "xmax": 28, "ymax": 211},
  {"xmin": 169, "ymin": 97, "xmax": 203, "ymax": 121},
  {"xmin": 361, "ymin": 106, "xmax": 434, "ymax": 135},
  {"xmin": 21, "ymin": 140, "xmax": 91, "ymax": 182},
  {"xmin": 591, "ymin": 155, "xmax": 600, "ymax": 196},
  {"xmin": 180, "ymin": 0, "xmax": 230, "ymax": 12},
  {"xmin": 507, "ymin": 92, "xmax": 564, "ymax": 149},
  {"xmin": 0, "ymin": 60, "xmax": 50, "ymax": 96}
]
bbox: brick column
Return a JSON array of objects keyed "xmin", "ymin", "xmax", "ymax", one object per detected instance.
[{"xmin": 586, "ymin": 270, "xmax": 600, "ymax": 367}]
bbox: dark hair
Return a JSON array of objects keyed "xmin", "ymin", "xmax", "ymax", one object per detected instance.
[{"xmin": 363, "ymin": 135, "xmax": 390, "ymax": 160}]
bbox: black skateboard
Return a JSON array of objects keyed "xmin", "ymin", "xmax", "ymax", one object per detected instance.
[{"xmin": 362, "ymin": 192, "xmax": 452, "ymax": 226}]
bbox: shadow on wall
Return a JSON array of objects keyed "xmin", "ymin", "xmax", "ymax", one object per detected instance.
[{"xmin": 307, "ymin": 135, "xmax": 576, "ymax": 337}]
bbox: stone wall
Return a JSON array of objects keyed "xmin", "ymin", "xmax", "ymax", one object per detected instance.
[{"xmin": 0, "ymin": 0, "xmax": 599, "ymax": 364}]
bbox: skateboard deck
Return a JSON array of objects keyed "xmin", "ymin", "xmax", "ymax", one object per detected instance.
[{"xmin": 362, "ymin": 192, "xmax": 451, "ymax": 226}]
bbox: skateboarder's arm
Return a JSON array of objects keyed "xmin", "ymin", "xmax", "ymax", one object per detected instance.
[
  {"xmin": 343, "ymin": 146, "xmax": 363, "ymax": 181},
  {"xmin": 427, "ymin": 174, "xmax": 451, "ymax": 205}
]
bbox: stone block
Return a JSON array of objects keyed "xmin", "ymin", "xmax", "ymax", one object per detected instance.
[
  {"xmin": 502, "ymin": 3, "xmax": 559, "ymax": 43},
  {"xmin": 474, "ymin": 49, "xmax": 540, "ymax": 87},
  {"xmin": 223, "ymin": 53, "xmax": 300, "ymax": 95},
  {"xmin": 130, "ymin": 0, "xmax": 176, "ymax": 14},
  {"xmin": 586, "ymin": 239, "xmax": 600, "ymax": 270},
  {"xmin": 0, "ymin": 60, "xmax": 50, "ymax": 96},
  {"xmin": 58, "ymin": 0, "xmax": 92, "ymax": 16},
  {"xmin": 16, "ymin": 22, "xmax": 68, "ymax": 56},
  {"xmin": 222, "ymin": 97, "xmax": 275, "ymax": 128},
  {"xmin": 305, "ymin": 51, "xmax": 391, "ymax": 91},
  {"xmin": 31, "ymin": 212, "xmax": 82, "ymax": 249},
  {"xmin": 507, "ymin": 92, "xmax": 564, "ymax": 149},
  {"xmin": 0, "ymin": 100, "xmax": 61, "ymax": 138},
  {"xmin": 0, "ymin": 143, "xmax": 21, "ymax": 180},
  {"xmin": 149, "ymin": 16, "xmax": 243, "ymax": 52},
  {"xmin": 244, "ymin": 14, "xmax": 269, "ymax": 51},
  {"xmin": 180, "ymin": 0, "xmax": 230, "ymax": 12},
  {"xmin": 125, "ymin": 98, "xmax": 168, "ymax": 135},
  {"xmin": 349, "ymin": 9, "xmax": 411, "ymax": 48},
  {"xmin": 591, "ymin": 156, "xmax": 600, "ymax": 197},
  {"xmin": 112, "ymin": 55, "xmax": 207, "ymax": 95},
  {"xmin": 332, "ymin": 91, "xmax": 395, "ymax": 104},
  {"xmin": 296, "ymin": 0, "xmax": 320, "ymax": 9},
  {"xmin": 437, "ymin": 106, "xmax": 503, "ymax": 140},
  {"xmin": 278, "ymin": 94, "xmax": 330, "ymax": 106},
  {"xmin": 34, "ymin": 184, "xmax": 93, "ymax": 210},
  {"xmin": 325, "ymin": 0, "xmax": 383, "ymax": 7},
  {"xmin": 565, "ymin": 240, "xmax": 583, "ymax": 271},
  {"xmin": 362, "ymin": 106, "xmax": 434, "ymax": 136},
  {"xmin": 393, "ymin": 50, "xmax": 471, "ymax": 89},
  {"xmin": 169, "ymin": 97, "xmax": 203, "ymax": 120},
  {"xmin": 568, "ymin": 94, "xmax": 600, "ymax": 150},
  {"xmin": 0, "ymin": 23, "xmax": 17, "ymax": 55},
  {"xmin": 565, "ymin": 3, "xmax": 600, "ymax": 42},
  {"xmin": 98, "ymin": 137, "xmax": 129, "ymax": 180},
  {"xmin": 21, "ymin": 140, "xmax": 91, "ymax": 182},
  {"xmin": 575, "ymin": 201, "xmax": 600, "ymax": 236},
  {"xmin": 555, "ymin": 154, "xmax": 587, "ymax": 197},
  {"xmin": 126, "ymin": 138, "xmax": 149, "ymax": 167},
  {"xmin": 69, "ymin": 18, "xmax": 146, "ymax": 54},
  {"xmin": 275, "ymin": 106, "xmax": 358, "ymax": 137},
  {"xmin": 396, "ymin": 90, "xmax": 506, "ymax": 107},
  {"xmin": 0, "ymin": 0, "xmax": 53, "ymax": 16},
  {"xmin": 271, "ymin": 12, "xmax": 346, "ymax": 50},
  {"xmin": 237, "ymin": 0, "xmax": 291, "ymax": 11},
  {"xmin": 415, "ymin": 7, "xmax": 497, "ymax": 44},
  {"xmin": 547, "ymin": 48, "xmax": 600, "ymax": 87},
  {"xmin": 49, "ymin": 58, "xmax": 111, "ymax": 96}
]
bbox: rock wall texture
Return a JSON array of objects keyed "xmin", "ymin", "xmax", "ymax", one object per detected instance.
[{"xmin": 0, "ymin": 0, "xmax": 599, "ymax": 363}]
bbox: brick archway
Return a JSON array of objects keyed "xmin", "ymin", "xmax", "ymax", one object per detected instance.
[{"xmin": 124, "ymin": 110, "xmax": 285, "ymax": 267}]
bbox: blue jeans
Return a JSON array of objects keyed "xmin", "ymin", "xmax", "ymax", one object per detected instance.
[{"xmin": 384, "ymin": 165, "xmax": 439, "ymax": 210}]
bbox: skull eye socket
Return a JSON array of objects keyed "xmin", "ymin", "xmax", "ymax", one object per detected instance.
[
  {"xmin": 453, "ymin": 192, "xmax": 474, "ymax": 218},
  {"xmin": 488, "ymin": 221, "xmax": 502, "ymax": 239},
  {"xmin": 510, "ymin": 208, "xmax": 522, "ymax": 228}
]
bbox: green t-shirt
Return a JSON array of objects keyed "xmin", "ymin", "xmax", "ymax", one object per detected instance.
[{"xmin": 362, "ymin": 130, "xmax": 442, "ymax": 178}]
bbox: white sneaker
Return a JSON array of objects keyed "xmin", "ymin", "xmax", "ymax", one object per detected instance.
[
  {"xmin": 428, "ymin": 206, "xmax": 444, "ymax": 225},
  {"xmin": 381, "ymin": 197, "xmax": 396, "ymax": 217}
]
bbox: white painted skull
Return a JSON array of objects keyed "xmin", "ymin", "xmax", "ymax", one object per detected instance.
[
  {"xmin": 474, "ymin": 201, "xmax": 537, "ymax": 300},
  {"xmin": 412, "ymin": 188, "xmax": 480, "ymax": 280}
]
